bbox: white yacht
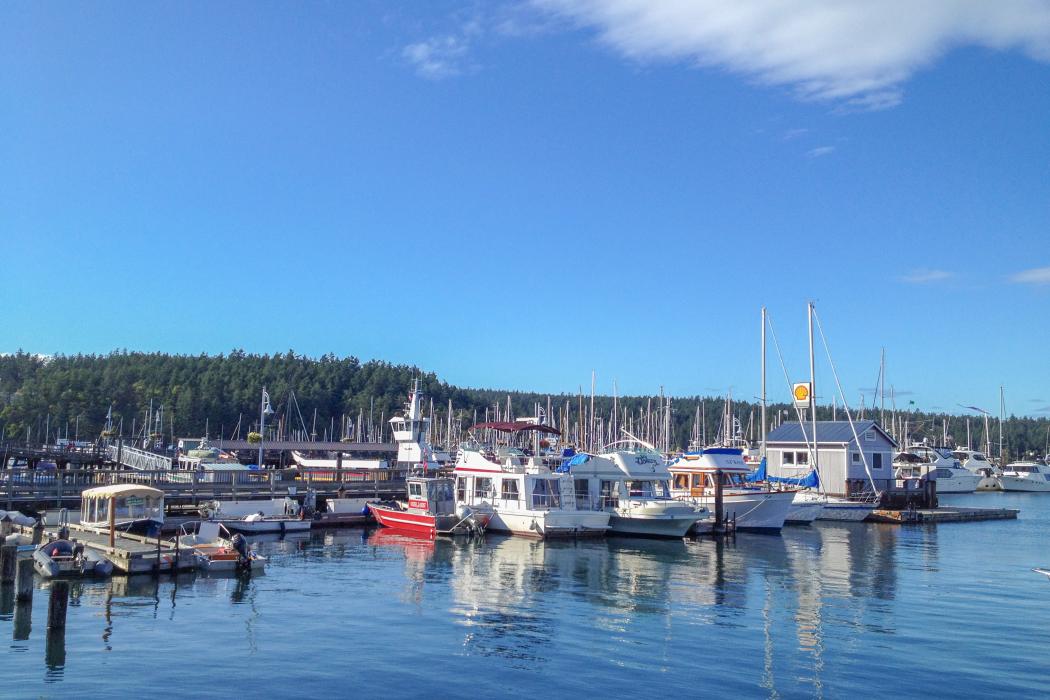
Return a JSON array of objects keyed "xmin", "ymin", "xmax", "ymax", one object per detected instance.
[
  {"xmin": 997, "ymin": 460, "xmax": 1050, "ymax": 492},
  {"xmin": 894, "ymin": 445, "xmax": 980, "ymax": 494},
  {"xmin": 453, "ymin": 423, "xmax": 610, "ymax": 538},
  {"xmin": 952, "ymin": 449, "xmax": 1001, "ymax": 491},
  {"xmin": 667, "ymin": 448, "xmax": 794, "ymax": 531},
  {"xmin": 561, "ymin": 443, "xmax": 708, "ymax": 538}
]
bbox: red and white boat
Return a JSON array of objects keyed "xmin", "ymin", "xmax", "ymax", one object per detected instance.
[{"xmin": 369, "ymin": 476, "xmax": 489, "ymax": 537}]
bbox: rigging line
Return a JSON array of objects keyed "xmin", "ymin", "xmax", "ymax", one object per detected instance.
[
  {"xmin": 812, "ymin": 309, "xmax": 881, "ymax": 496},
  {"xmin": 765, "ymin": 313, "xmax": 825, "ymax": 496}
]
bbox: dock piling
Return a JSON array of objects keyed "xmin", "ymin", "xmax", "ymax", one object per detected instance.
[
  {"xmin": 47, "ymin": 580, "xmax": 69, "ymax": 630},
  {"xmin": 0, "ymin": 543, "xmax": 16, "ymax": 584},
  {"xmin": 13, "ymin": 595, "xmax": 32, "ymax": 641},
  {"xmin": 15, "ymin": 557, "xmax": 34, "ymax": 602}
]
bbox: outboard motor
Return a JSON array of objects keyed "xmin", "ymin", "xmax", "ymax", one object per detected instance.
[{"xmin": 230, "ymin": 533, "xmax": 250, "ymax": 563}]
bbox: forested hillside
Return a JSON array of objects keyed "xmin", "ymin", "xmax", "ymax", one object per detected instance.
[{"xmin": 0, "ymin": 350, "xmax": 1047, "ymax": 458}]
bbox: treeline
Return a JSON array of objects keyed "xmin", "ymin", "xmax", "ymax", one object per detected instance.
[{"xmin": 0, "ymin": 350, "xmax": 1047, "ymax": 458}]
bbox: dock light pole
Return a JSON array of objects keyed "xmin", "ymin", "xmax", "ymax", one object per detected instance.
[{"xmin": 258, "ymin": 388, "xmax": 273, "ymax": 469}]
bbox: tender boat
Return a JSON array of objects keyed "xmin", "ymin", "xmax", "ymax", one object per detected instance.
[
  {"xmin": 454, "ymin": 422, "xmax": 611, "ymax": 538},
  {"xmin": 177, "ymin": 521, "xmax": 265, "ymax": 573},
  {"xmin": 561, "ymin": 443, "xmax": 708, "ymax": 538},
  {"xmin": 369, "ymin": 476, "xmax": 488, "ymax": 537},
  {"xmin": 33, "ymin": 539, "xmax": 114, "ymax": 578},
  {"xmin": 668, "ymin": 448, "xmax": 794, "ymax": 531},
  {"xmin": 998, "ymin": 461, "xmax": 1050, "ymax": 492},
  {"xmin": 894, "ymin": 446, "xmax": 980, "ymax": 494}
]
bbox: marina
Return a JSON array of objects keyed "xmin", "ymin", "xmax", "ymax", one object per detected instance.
[{"xmin": 1, "ymin": 492, "xmax": 1048, "ymax": 697}]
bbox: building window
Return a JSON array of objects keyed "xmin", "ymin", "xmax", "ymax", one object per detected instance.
[
  {"xmin": 795, "ymin": 451, "xmax": 810, "ymax": 466},
  {"xmin": 873, "ymin": 453, "xmax": 883, "ymax": 470},
  {"xmin": 852, "ymin": 452, "xmax": 861, "ymax": 464},
  {"xmin": 865, "ymin": 430, "xmax": 875, "ymax": 442},
  {"xmin": 783, "ymin": 451, "xmax": 795, "ymax": 465}
]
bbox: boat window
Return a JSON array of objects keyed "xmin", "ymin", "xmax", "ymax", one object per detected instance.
[
  {"xmin": 456, "ymin": 477, "xmax": 469, "ymax": 502},
  {"xmin": 531, "ymin": 479, "xmax": 562, "ymax": 509},
  {"xmin": 474, "ymin": 478, "xmax": 492, "ymax": 500},
  {"xmin": 409, "ymin": 482, "xmax": 423, "ymax": 498},
  {"xmin": 574, "ymin": 479, "xmax": 592, "ymax": 509},
  {"xmin": 501, "ymin": 479, "xmax": 520, "ymax": 501},
  {"xmin": 692, "ymin": 474, "xmax": 704, "ymax": 488},
  {"xmin": 974, "ymin": 453, "xmax": 986, "ymax": 461},
  {"xmin": 783, "ymin": 451, "xmax": 795, "ymax": 465},
  {"xmin": 600, "ymin": 480, "xmax": 619, "ymax": 508},
  {"xmin": 431, "ymin": 481, "xmax": 453, "ymax": 502},
  {"xmin": 673, "ymin": 474, "xmax": 689, "ymax": 490}
]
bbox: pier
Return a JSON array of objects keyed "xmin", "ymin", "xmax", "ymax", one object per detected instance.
[
  {"xmin": 15, "ymin": 522, "xmax": 197, "ymax": 574},
  {"xmin": 869, "ymin": 506, "xmax": 1019, "ymax": 524}
]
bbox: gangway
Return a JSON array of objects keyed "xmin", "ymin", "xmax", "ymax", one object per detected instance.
[{"xmin": 107, "ymin": 444, "xmax": 173, "ymax": 471}]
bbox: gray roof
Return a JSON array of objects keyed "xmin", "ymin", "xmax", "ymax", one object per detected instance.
[{"xmin": 766, "ymin": 420, "xmax": 896, "ymax": 446}]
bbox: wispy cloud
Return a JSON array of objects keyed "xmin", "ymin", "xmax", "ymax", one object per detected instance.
[
  {"xmin": 806, "ymin": 145, "xmax": 835, "ymax": 158},
  {"xmin": 901, "ymin": 268, "xmax": 952, "ymax": 284},
  {"xmin": 1010, "ymin": 266, "xmax": 1050, "ymax": 285},
  {"xmin": 403, "ymin": 35, "xmax": 471, "ymax": 79},
  {"xmin": 531, "ymin": 1, "xmax": 1050, "ymax": 108},
  {"xmin": 783, "ymin": 128, "xmax": 809, "ymax": 141}
]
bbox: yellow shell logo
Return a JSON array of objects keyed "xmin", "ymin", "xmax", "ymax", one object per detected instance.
[{"xmin": 793, "ymin": 384, "xmax": 810, "ymax": 401}]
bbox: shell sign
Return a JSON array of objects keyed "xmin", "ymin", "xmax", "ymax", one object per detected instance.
[{"xmin": 792, "ymin": 382, "xmax": 812, "ymax": 409}]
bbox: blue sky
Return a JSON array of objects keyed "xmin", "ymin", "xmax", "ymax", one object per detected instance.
[{"xmin": 2, "ymin": 1, "xmax": 1049, "ymax": 416}]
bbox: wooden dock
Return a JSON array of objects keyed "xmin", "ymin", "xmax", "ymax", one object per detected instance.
[
  {"xmin": 18, "ymin": 522, "xmax": 197, "ymax": 574},
  {"xmin": 870, "ymin": 506, "xmax": 1019, "ymax": 524}
]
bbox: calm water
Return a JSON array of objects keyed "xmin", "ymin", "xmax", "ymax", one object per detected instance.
[{"xmin": 3, "ymin": 492, "xmax": 1049, "ymax": 698}]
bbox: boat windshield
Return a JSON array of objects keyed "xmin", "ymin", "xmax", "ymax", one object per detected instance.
[{"xmin": 626, "ymin": 480, "xmax": 671, "ymax": 499}]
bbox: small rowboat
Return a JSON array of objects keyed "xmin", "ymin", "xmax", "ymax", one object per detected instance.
[{"xmin": 369, "ymin": 476, "xmax": 488, "ymax": 537}]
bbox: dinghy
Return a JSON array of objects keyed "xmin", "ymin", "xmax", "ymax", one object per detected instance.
[{"xmin": 34, "ymin": 539, "xmax": 114, "ymax": 578}]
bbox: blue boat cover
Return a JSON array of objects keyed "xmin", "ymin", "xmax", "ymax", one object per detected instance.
[
  {"xmin": 556, "ymin": 453, "xmax": 590, "ymax": 473},
  {"xmin": 745, "ymin": 458, "xmax": 820, "ymax": 488}
]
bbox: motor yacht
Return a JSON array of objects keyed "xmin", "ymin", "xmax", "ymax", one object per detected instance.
[
  {"xmin": 997, "ymin": 460, "xmax": 1050, "ymax": 492},
  {"xmin": 894, "ymin": 445, "xmax": 980, "ymax": 494}
]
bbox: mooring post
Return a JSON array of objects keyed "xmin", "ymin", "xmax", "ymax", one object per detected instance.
[
  {"xmin": 45, "ymin": 581, "xmax": 69, "ymax": 669},
  {"xmin": 32, "ymin": 518, "xmax": 44, "ymax": 545},
  {"xmin": 13, "ymin": 594, "xmax": 32, "ymax": 641},
  {"xmin": 713, "ymin": 470, "xmax": 725, "ymax": 535},
  {"xmin": 0, "ymin": 543, "xmax": 16, "ymax": 584},
  {"xmin": 47, "ymin": 580, "xmax": 69, "ymax": 629},
  {"xmin": 0, "ymin": 515, "xmax": 12, "ymax": 539},
  {"xmin": 15, "ymin": 557, "xmax": 34, "ymax": 602}
]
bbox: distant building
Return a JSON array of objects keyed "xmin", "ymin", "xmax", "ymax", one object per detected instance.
[{"xmin": 765, "ymin": 420, "xmax": 898, "ymax": 497}]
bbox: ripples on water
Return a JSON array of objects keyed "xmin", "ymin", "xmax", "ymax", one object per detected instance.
[{"xmin": 3, "ymin": 492, "xmax": 1049, "ymax": 698}]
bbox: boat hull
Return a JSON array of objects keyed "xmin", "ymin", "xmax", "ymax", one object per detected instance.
[
  {"xmin": 817, "ymin": 500, "xmax": 876, "ymax": 521},
  {"xmin": 997, "ymin": 475, "xmax": 1050, "ymax": 492},
  {"xmin": 785, "ymin": 499, "xmax": 824, "ymax": 524},
  {"xmin": 608, "ymin": 513, "xmax": 698, "ymax": 538},
  {"xmin": 687, "ymin": 490, "xmax": 794, "ymax": 531},
  {"xmin": 486, "ymin": 509, "xmax": 610, "ymax": 538},
  {"xmin": 217, "ymin": 518, "xmax": 312, "ymax": 534},
  {"xmin": 934, "ymin": 474, "xmax": 981, "ymax": 494}
]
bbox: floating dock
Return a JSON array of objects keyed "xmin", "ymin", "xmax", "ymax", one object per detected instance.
[
  {"xmin": 869, "ymin": 506, "xmax": 1019, "ymax": 524},
  {"xmin": 17, "ymin": 522, "xmax": 197, "ymax": 574}
]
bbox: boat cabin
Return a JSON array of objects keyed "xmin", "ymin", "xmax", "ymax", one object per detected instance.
[
  {"xmin": 407, "ymin": 477, "xmax": 457, "ymax": 516},
  {"xmin": 667, "ymin": 448, "xmax": 752, "ymax": 499},
  {"xmin": 81, "ymin": 484, "xmax": 165, "ymax": 536}
]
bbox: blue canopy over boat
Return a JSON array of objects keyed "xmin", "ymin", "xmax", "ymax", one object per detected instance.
[
  {"xmin": 556, "ymin": 453, "xmax": 591, "ymax": 473},
  {"xmin": 744, "ymin": 457, "xmax": 820, "ymax": 488}
]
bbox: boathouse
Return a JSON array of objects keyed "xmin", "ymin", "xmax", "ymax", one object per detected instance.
[{"xmin": 765, "ymin": 420, "xmax": 898, "ymax": 497}]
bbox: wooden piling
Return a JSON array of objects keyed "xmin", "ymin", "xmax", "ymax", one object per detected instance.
[
  {"xmin": 15, "ymin": 557, "xmax": 34, "ymax": 602},
  {"xmin": 0, "ymin": 543, "xmax": 16, "ymax": 584},
  {"xmin": 713, "ymin": 470, "xmax": 725, "ymax": 534},
  {"xmin": 13, "ymin": 597, "xmax": 32, "ymax": 641},
  {"xmin": 47, "ymin": 580, "xmax": 69, "ymax": 629},
  {"xmin": 32, "ymin": 519, "xmax": 44, "ymax": 544}
]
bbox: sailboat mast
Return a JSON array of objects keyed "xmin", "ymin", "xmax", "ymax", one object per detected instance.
[
  {"xmin": 808, "ymin": 302, "xmax": 818, "ymax": 474},
  {"xmin": 761, "ymin": 306, "xmax": 767, "ymax": 457}
]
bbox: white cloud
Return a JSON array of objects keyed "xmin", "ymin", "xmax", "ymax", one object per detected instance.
[
  {"xmin": 1010, "ymin": 266, "xmax": 1050, "ymax": 285},
  {"xmin": 403, "ymin": 35, "xmax": 471, "ymax": 79},
  {"xmin": 783, "ymin": 128, "xmax": 809, "ymax": 141},
  {"xmin": 531, "ymin": 0, "xmax": 1050, "ymax": 108},
  {"xmin": 901, "ymin": 268, "xmax": 952, "ymax": 284},
  {"xmin": 806, "ymin": 145, "xmax": 834, "ymax": 158}
]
